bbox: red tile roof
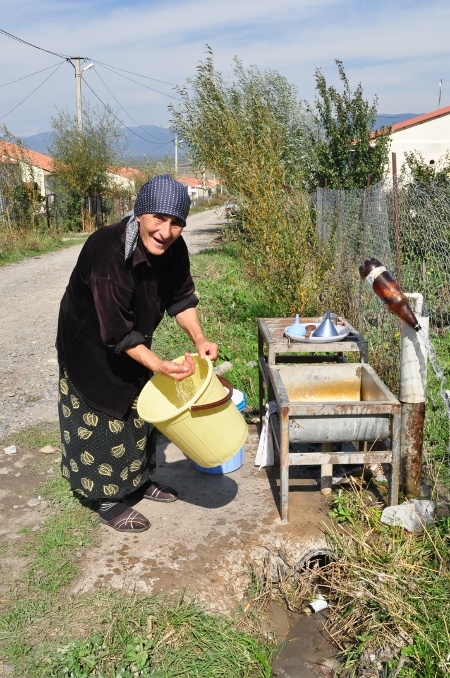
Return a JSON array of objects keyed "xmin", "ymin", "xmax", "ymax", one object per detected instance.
[
  {"xmin": 110, "ymin": 166, "xmax": 141, "ymax": 179},
  {"xmin": 390, "ymin": 105, "xmax": 450, "ymax": 132},
  {"xmin": 0, "ymin": 139, "xmax": 54, "ymax": 172}
]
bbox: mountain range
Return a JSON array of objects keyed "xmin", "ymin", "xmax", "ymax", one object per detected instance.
[
  {"xmin": 21, "ymin": 115, "xmax": 420, "ymax": 160},
  {"xmin": 22, "ymin": 125, "xmax": 182, "ymax": 161}
]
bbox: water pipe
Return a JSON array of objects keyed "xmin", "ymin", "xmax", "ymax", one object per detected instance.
[{"xmin": 399, "ymin": 293, "xmax": 428, "ymax": 496}]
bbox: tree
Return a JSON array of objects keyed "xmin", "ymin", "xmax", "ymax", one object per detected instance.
[
  {"xmin": 169, "ymin": 46, "xmax": 308, "ymax": 200},
  {"xmin": 169, "ymin": 48, "xmax": 329, "ymax": 315},
  {"xmin": 304, "ymin": 60, "xmax": 391, "ymax": 190},
  {"xmin": 0, "ymin": 125, "xmax": 42, "ymax": 230},
  {"xmin": 402, "ymin": 150, "xmax": 450, "ymax": 186},
  {"xmin": 48, "ymin": 104, "xmax": 125, "ymax": 230}
]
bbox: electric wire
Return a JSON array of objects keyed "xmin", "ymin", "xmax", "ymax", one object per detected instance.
[
  {"xmin": 81, "ymin": 78, "xmax": 173, "ymax": 148},
  {"xmin": 0, "ymin": 61, "xmax": 65, "ymax": 121},
  {"xmin": 92, "ymin": 61, "xmax": 180, "ymax": 101},
  {"xmin": 0, "ymin": 61, "xmax": 66, "ymax": 88},
  {"xmin": 0, "ymin": 28, "xmax": 70, "ymax": 59},
  {"xmin": 92, "ymin": 68, "xmax": 169, "ymax": 142},
  {"xmin": 92, "ymin": 59, "xmax": 177, "ymax": 88}
]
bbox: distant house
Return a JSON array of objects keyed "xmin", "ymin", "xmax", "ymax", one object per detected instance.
[
  {"xmin": 107, "ymin": 166, "xmax": 140, "ymax": 193},
  {"xmin": 0, "ymin": 139, "xmax": 141, "ymax": 200},
  {"xmin": 385, "ymin": 105, "xmax": 450, "ymax": 178},
  {"xmin": 0, "ymin": 139, "xmax": 55, "ymax": 196},
  {"xmin": 178, "ymin": 176, "xmax": 222, "ymax": 201}
]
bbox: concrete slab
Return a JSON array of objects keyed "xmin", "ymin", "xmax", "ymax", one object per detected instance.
[{"xmin": 72, "ymin": 425, "xmax": 331, "ymax": 614}]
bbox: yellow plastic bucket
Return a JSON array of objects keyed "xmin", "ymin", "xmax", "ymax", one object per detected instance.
[{"xmin": 137, "ymin": 355, "xmax": 248, "ymax": 467}]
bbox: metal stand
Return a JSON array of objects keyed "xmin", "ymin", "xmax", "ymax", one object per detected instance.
[{"xmin": 258, "ymin": 317, "xmax": 400, "ymax": 522}]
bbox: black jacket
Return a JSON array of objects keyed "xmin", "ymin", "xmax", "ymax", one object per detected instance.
[{"xmin": 56, "ymin": 217, "xmax": 198, "ymax": 419}]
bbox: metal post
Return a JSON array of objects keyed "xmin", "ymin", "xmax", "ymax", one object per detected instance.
[
  {"xmin": 392, "ymin": 152, "xmax": 402, "ymax": 288},
  {"xmin": 280, "ymin": 406, "xmax": 290, "ymax": 522},
  {"xmin": 320, "ymin": 443, "xmax": 333, "ymax": 495},
  {"xmin": 399, "ymin": 297, "xmax": 429, "ymax": 496},
  {"xmin": 75, "ymin": 57, "xmax": 83, "ymax": 133}
]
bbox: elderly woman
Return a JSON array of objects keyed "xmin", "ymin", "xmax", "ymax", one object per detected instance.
[{"xmin": 56, "ymin": 174, "xmax": 218, "ymax": 533}]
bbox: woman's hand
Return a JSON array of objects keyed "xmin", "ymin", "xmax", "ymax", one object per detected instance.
[
  {"xmin": 158, "ymin": 352, "xmax": 196, "ymax": 381},
  {"xmin": 195, "ymin": 338, "xmax": 219, "ymax": 362}
]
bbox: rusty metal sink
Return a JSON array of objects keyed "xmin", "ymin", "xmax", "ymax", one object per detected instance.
[{"xmin": 270, "ymin": 363, "xmax": 400, "ymax": 444}]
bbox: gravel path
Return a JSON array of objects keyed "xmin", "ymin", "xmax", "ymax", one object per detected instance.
[{"xmin": 0, "ymin": 208, "xmax": 225, "ymax": 441}]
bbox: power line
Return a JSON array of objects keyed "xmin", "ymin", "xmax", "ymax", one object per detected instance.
[
  {"xmin": 0, "ymin": 61, "xmax": 65, "ymax": 121},
  {"xmin": 0, "ymin": 61, "xmax": 66, "ymax": 88},
  {"xmin": 92, "ymin": 61, "xmax": 180, "ymax": 101},
  {"xmin": 92, "ymin": 68, "xmax": 170, "ymax": 142},
  {"xmin": 92, "ymin": 59, "xmax": 177, "ymax": 88},
  {"xmin": 0, "ymin": 27, "xmax": 70, "ymax": 59},
  {"xmin": 81, "ymin": 78, "xmax": 173, "ymax": 148}
]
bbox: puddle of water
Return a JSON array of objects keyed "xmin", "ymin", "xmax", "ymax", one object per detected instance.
[
  {"xmin": 265, "ymin": 601, "xmax": 337, "ymax": 678},
  {"xmin": 273, "ymin": 612, "xmax": 337, "ymax": 677}
]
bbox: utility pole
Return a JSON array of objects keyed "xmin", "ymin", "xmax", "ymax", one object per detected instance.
[
  {"xmin": 75, "ymin": 57, "xmax": 83, "ymax": 133},
  {"xmin": 74, "ymin": 58, "xmax": 93, "ymax": 133},
  {"xmin": 174, "ymin": 136, "xmax": 178, "ymax": 177}
]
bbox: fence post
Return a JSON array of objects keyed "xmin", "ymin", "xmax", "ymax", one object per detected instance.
[
  {"xmin": 362, "ymin": 174, "xmax": 371, "ymax": 261},
  {"xmin": 45, "ymin": 195, "xmax": 51, "ymax": 229},
  {"xmin": 392, "ymin": 152, "xmax": 402, "ymax": 288}
]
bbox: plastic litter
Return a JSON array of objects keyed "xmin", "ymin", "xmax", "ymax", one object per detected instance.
[
  {"xmin": 303, "ymin": 594, "xmax": 329, "ymax": 615},
  {"xmin": 4, "ymin": 445, "xmax": 16, "ymax": 455},
  {"xmin": 380, "ymin": 499, "xmax": 435, "ymax": 534},
  {"xmin": 255, "ymin": 401, "xmax": 277, "ymax": 468}
]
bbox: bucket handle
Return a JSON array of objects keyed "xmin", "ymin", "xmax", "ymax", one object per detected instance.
[{"xmin": 190, "ymin": 376, "xmax": 233, "ymax": 411}]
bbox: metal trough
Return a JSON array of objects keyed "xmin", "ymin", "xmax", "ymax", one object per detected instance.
[{"xmin": 274, "ymin": 362, "xmax": 398, "ymax": 444}]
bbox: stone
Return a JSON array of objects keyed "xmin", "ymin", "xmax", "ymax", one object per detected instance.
[
  {"xmin": 213, "ymin": 361, "xmax": 233, "ymax": 376},
  {"xmin": 39, "ymin": 445, "xmax": 57, "ymax": 454},
  {"xmin": 14, "ymin": 460, "xmax": 25, "ymax": 468},
  {"xmin": 381, "ymin": 499, "xmax": 435, "ymax": 534},
  {"xmin": 27, "ymin": 497, "xmax": 41, "ymax": 507},
  {"xmin": 0, "ymin": 468, "xmax": 8, "ymax": 475}
]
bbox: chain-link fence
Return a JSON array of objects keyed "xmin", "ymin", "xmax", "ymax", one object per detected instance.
[{"xmin": 314, "ymin": 178, "xmax": 450, "ymax": 467}]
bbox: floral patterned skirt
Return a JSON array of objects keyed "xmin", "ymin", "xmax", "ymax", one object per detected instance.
[{"xmin": 57, "ymin": 368, "xmax": 155, "ymax": 501}]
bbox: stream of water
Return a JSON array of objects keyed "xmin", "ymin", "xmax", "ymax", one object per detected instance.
[{"xmin": 418, "ymin": 330, "xmax": 450, "ymax": 465}]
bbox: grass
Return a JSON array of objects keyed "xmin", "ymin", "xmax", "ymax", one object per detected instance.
[
  {"xmin": 320, "ymin": 487, "xmax": 450, "ymax": 677},
  {"xmin": 0, "ymin": 228, "xmax": 88, "ymax": 266}
]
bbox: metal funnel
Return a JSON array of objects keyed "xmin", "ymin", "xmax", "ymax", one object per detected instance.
[{"xmin": 312, "ymin": 310, "xmax": 339, "ymax": 338}]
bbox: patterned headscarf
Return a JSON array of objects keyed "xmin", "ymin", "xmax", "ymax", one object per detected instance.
[{"xmin": 125, "ymin": 174, "xmax": 191, "ymax": 260}]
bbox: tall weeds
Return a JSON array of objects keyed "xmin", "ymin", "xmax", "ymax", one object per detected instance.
[{"xmin": 170, "ymin": 48, "xmax": 330, "ymax": 314}]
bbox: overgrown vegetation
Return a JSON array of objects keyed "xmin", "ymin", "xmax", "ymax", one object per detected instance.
[
  {"xmin": 170, "ymin": 47, "xmax": 331, "ymax": 314},
  {"xmin": 321, "ymin": 488, "xmax": 450, "ymax": 677}
]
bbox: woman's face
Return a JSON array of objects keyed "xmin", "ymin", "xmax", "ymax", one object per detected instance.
[{"xmin": 137, "ymin": 213, "xmax": 184, "ymax": 255}]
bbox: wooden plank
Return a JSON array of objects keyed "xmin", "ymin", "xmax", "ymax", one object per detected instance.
[{"xmin": 289, "ymin": 452, "xmax": 393, "ymax": 465}]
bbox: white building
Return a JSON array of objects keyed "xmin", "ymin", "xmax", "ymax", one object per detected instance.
[{"xmin": 386, "ymin": 105, "xmax": 450, "ymax": 178}]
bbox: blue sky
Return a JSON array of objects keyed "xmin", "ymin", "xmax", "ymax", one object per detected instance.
[{"xmin": 0, "ymin": 0, "xmax": 449, "ymax": 138}]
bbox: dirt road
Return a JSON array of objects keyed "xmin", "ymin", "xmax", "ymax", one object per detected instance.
[{"xmin": 0, "ymin": 208, "xmax": 226, "ymax": 441}]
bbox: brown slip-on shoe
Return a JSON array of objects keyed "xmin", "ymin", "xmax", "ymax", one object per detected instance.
[
  {"xmin": 143, "ymin": 481, "xmax": 178, "ymax": 502},
  {"xmin": 98, "ymin": 506, "xmax": 150, "ymax": 532}
]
